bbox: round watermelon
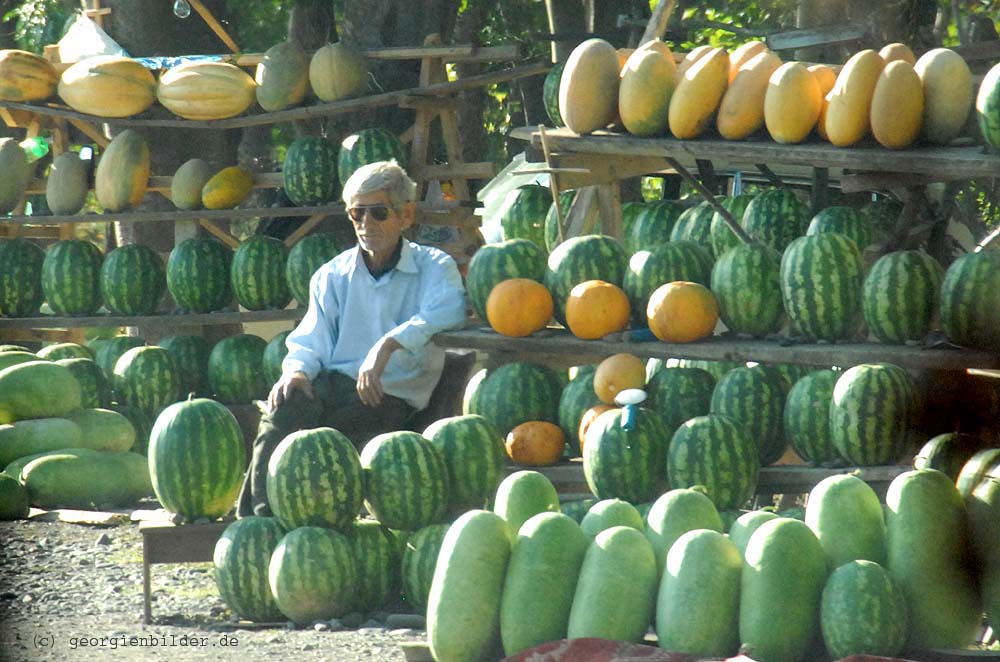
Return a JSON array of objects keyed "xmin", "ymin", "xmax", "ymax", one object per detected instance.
[
  {"xmin": 283, "ymin": 135, "xmax": 339, "ymax": 206},
  {"xmin": 56, "ymin": 357, "xmax": 112, "ymax": 409},
  {"xmin": 708, "ymin": 194, "xmax": 754, "ymax": 259},
  {"xmin": 710, "ymin": 365, "xmax": 788, "ymax": 466},
  {"xmin": 41, "ymin": 239, "xmax": 103, "ymax": 316},
  {"xmin": 100, "ymin": 244, "xmax": 166, "ymax": 315},
  {"xmin": 0, "ymin": 238, "xmax": 45, "ymax": 317},
  {"xmin": 669, "ymin": 201, "xmax": 715, "ymax": 250},
  {"xmin": 360, "ymin": 430, "xmax": 449, "ymax": 531},
  {"xmin": 157, "ymin": 334, "xmax": 211, "ymax": 398},
  {"xmin": 349, "ymin": 519, "xmax": 401, "ymax": 613},
  {"xmin": 543, "ymin": 189, "xmax": 576, "ymax": 253},
  {"xmin": 667, "ymin": 414, "xmax": 759, "ymax": 510},
  {"xmin": 543, "ymin": 61, "xmax": 565, "ymax": 127},
  {"xmin": 780, "ymin": 233, "xmax": 864, "ymax": 341},
  {"xmin": 711, "ymin": 242, "xmax": 784, "ymax": 338},
  {"xmin": 338, "ymin": 127, "xmax": 408, "ymax": 187},
  {"xmin": 784, "ymin": 369, "xmax": 841, "ymax": 465},
  {"xmin": 263, "ymin": 330, "xmax": 291, "ymax": 385},
  {"xmin": 113, "ymin": 346, "xmax": 181, "ymax": 417},
  {"xmin": 466, "ymin": 238, "xmax": 547, "ymax": 321},
  {"xmin": 286, "ymin": 232, "xmax": 339, "ymax": 307},
  {"xmin": 231, "ymin": 235, "xmax": 291, "ymax": 311},
  {"xmin": 939, "ymin": 250, "xmax": 1000, "ymax": 350},
  {"xmin": 584, "ymin": 407, "xmax": 671, "ymax": 503},
  {"xmin": 422, "ymin": 414, "xmax": 506, "ymax": 514},
  {"xmin": 208, "ymin": 334, "xmax": 268, "ymax": 404},
  {"xmin": 214, "ymin": 516, "xmax": 286, "ymax": 623},
  {"xmin": 463, "ymin": 361, "xmax": 562, "ymax": 435},
  {"xmin": 829, "ymin": 363, "xmax": 914, "ymax": 466},
  {"xmin": 742, "ymin": 189, "xmax": 810, "ymax": 253},
  {"xmin": 976, "ymin": 62, "xmax": 1000, "ymax": 152},
  {"xmin": 806, "ymin": 206, "xmax": 882, "ymax": 250},
  {"xmin": 626, "ymin": 200, "xmax": 685, "ymax": 254},
  {"xmin": 645, "ymin": 366, "xmax": 715, "ymax": 436},
  {"xmin": 268, "ymin": 526, "xmax": 357, "ymax": 624},
  {"xmin": 499, "ymin": 184, "xmax": 551, "ymax": 250},
  {"xmin": 166, "ymin": 238, "xmax": 233, "ymax": 314},
  {"xmin": 862, "ymin": 250, "xmax": 944, "ymax": 344},
  {"xmin": 401, "ymin": 522, "xmax": 450, "ymax": 613}
]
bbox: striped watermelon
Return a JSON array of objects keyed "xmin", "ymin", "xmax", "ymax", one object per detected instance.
[
  {"xmin": 667, "ymin": 414, "xmax": 759, "ymax": 510},
  {"xmin": 263, "ymin": 330, "xmax": 291, "ymax": 385},
  {"xmin": 711, "ymin": 242, "xmax": 784, "ymax": 338},
  {"xmin": 913, "ymin": 432, "xmax": 989, "ymax": 481},
  {"xmin": 113, "ymin": 346, "xmax": 181, "ymax": 417},
  {"xmin": 112, "ymin": 404, "xmax": 153, "ymax": 455},
  {"xmin": 166, "ymin": 238, "xmax": 233, "ymax": 314},
  {"xmin": 231, "ymin": 235, "xmax": 290, "ymax": 311},
  {"xmin": 861, "ymin": 198, "xmax": 902, "ymax": 235},
  {"xmin": 820, "ymin": 560, "xmax": 908, "ymax": 659},
  {"xmin": 208, "ymin": 334, "xmax": 268, "ymax": 404},
  {"xmin": 583, "ymin": 407, "xmax": 670, "ymax": 503},
  {"xmin": 645, "ymin": 366, "xmax": 715, "ymax": 435},
  {"xmin": 544, "ymin": 234, "xmax": 628, "ymax": 325},
  {"xmin": 283, "ymin": 136, "xmax": 339, "ymax": 206},
  {"xmin": 669, "ymin": 201, "xmax": 715, "ymax": 250},
  {"xmin": 863, "ymin": 251, "xmax": 944, "ymax": 344},
  {"xmin": 401, "ymin": 522, "xmax": 450, "ymax": 613},
  {"xmin": 56, "ymin": 357, "xmax": 111, "ymax": 409},
  {"xmin": 660, "ymin": 357, "xmax": 744, "ymax": 382},
  {"xmin": 625, "ymin": 200, "xmax": 685, "ymax": 254},
  {"xmin": 99, "ymin": 244, "xmax": 166, "ymax": 315},
  {"xmin": 624, "ymin": 240, "xmax": 713, "ymax": 325},
  {"xmin": 829, "ymin": 363, "xmax": 913, "ymax": 466},
  {"xmin": 499, "ymin": 184, "xmax": 551, "ymax": 249},
  {"xmin": 780, "ymin": 233, "xmax": 864, "ymax": 341},
  {"xmin": 709, "ymin": 194, "xmax": 754, "ymax": 259},
  {"xmin": 977, "ymin": 62, "xmax": 1000, "ymax": 151},
  {"xmin": 710, "ymin": 366, "xmax": 788, "ymax": 466},
  {"xmin": 268, "ymin": 526, "xmax": 357, "ymax": 624},
  {"xmin": 760, "ymin": 362, "xmax": 825, "ymax": 395},
  {"xmin": 360, "ymin": 430, "xmax": 449, "ymax": 531},
  {"xmin": 349, "ymin": 519, "xmax": 401, "ymax": 613},
  {"xmin": 158, "ymin": 334, "xmax": 211, "ymax": 398},
  {"xmin": 742, "ymin": 189, "xmax": 810, "ymax": 252},
  {"xmin": 286, "ymin": 232, "xmax": 339, "ymax": 306},
  {"xmin": 621, "ymin": 201, "xmax": 646, "ymax": 244},
  {"xmin": 807, "ymin": 206, "xmax": 883, "ymax": 250},
  {"xmin": 41, "ymin": 239, "xmax": 103, "ymax": 315},
  {"xmin": 338, "ymin": 127, "xmax": 408, "ymax": 186},
  {"xmin": 266, "ymin": 426, "xmax": 364, "ymax": 531},
  {"xmin": 466, "ymin": 238, "xmax": 547, "ymax": 321},
  {"xmin": 940, "ymin": 250, "xmax": 1000, "ymax": 350},
  {"xmin": 561, "ymin": 498, "xmax": 598, "ymax": 523},
  {"xmin": 557, "ymin": 364, "xmax": 602, "ymax": 456},
  {"xmin": 94, "ymin": 335, "xmax": 145, "ymax": 381},
  {"xmin": 213, "ymin": 516, "xmax": 286, "ymax": 623},
  {"xmin": 957, "ymin": 448, "xmax": 1000, "ymax": 498},
  {"xmin": 37, "ymin": 342, "xmax": 91, "ymax": 361},
  {"xmin": 784, "ymin": 369, "xmax": 841, "ymax": 464},
  {"xmin": 0, "ymin": 238, "xmax": 45, "ymax": 317},
  {"xmin": 463, "ymin": 361, "xmax": 562, "ymax": 435},
  {"xmin": 543, "ymin": 189, "xmax": 575, "ymax": 253},
  {"xmin": 422, "ymin": 414, "xmax": 506, "ymax": 513},
  {"xmin": 543, "ymin": 61, "xmax": 565, "ymax": 127},
  {"xmin": 148, "ymin": 397, "xmax": 247, "ymax": 520}
]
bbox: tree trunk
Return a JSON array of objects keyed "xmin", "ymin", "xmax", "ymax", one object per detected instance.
[
  {"xmin": 453, "ymin": 0, "xmax": 488, "ymax": 191},
  {"xmin": 544, "ymin": 0, "xmax": 587, "ymax": 63}
]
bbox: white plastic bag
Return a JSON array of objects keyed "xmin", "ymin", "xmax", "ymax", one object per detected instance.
[{"xmin": 57, "ymin": 13, "xmax": 129, "ymax": 63}]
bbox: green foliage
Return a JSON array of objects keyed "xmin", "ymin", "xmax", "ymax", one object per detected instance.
[
  {"xmin": 222, "ymin": 0, "xmax": 289, "ymax": 52},
  {"xmin": 4, "ymin": 0, "xmax": 76, "ymax": 53}
]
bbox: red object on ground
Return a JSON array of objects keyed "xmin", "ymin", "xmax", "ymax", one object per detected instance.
[{"xmin": 501, "ymin": 638, "xmax": 701, "ymax": 662}]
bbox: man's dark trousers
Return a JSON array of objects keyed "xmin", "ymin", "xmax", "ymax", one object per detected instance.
[{"xmin": 235, "ymin": 370, "xmax": 414, "ymax": 518}]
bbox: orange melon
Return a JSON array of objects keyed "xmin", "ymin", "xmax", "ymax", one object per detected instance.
[
  {"xmin": 764, "ymin": 61, "xmax": 823, "ymax": 144},
  {"xmin": 870, "ymin": 60, "xmax": 924, "ymax": 149},
  {"xmin": 565, "ymin": 280, "xmax": 630, "ymax": 340},
  {"xmin": 486, "ymin": 278, "xmax": 553, "ymax": 338},
  {"xmin": 716, "ymin": 50, "xmax": 783, "ymax": 141},
  {"xmin": 619, "ymin": 40, "xmax": 677, "ymax": 137},
  {"xmin": 593, "ymin": 353, "xmax": 645, "ymax": 405},
  {"xmin": 668, "ymin": 47, "xmax": 729, "ymax": 140},
  {"xmin": 824, "ymin": 49, "xmax": 885, "ymax": 147},
  {"xmin": 646, "ymin": 281, "xmax": 718, "ymax": 343}
]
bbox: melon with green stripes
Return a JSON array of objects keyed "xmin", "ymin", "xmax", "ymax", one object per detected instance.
[
  {"xmin": 711, "ymin": 242, "xmax": 784, "ymax": 338},
  {"xmin": 349, "ymin": 519, "xmax": 401, "ymax": 613},
  {"xmin": 976, "ymin": 62, "xmax": 1000, "ymax": 152},
  {"xmin": 820, "ymin": 559, "xmax": 908, "ymax": 659},
  {"xmin": 544, "ymin": 234, "xmax": 628, "ymax": 325},
  {"xmin": 862, "ymin": 198, "xmax": 902, "ymax": 235},
  {"xmin": 283, "ymin": 135, "xmax": 339, "ymax": 206},
  {"xmin": 208, "ymin": 334, "xmax": 268, "ymax": 404},
  {"xmin": 263, "ymin": 330, "xmax": 291, "ymax": 386},
  {"xmin": 466, "ymin": 238, "xmax": 547, "ymax": 321},
  {"xmin": 669, "ymin": 201, "xmax": 715, "ymax": 251},
  {"xmin": 543, "ymin": 189, "xmax": 575, "ymax": 253},
  {"xmin": 41, "ymin": 239, "xmax": 103, "ymax": 315},
  {"xmin": 625, "ymin": 200, "xmax": 685, "ymax": 254},
  {"xmin": 806, "ymin": 205, "xmax": 884, "ymax": 250},
  {"xmin": 583, "ymin": 407, "xmax": 671, "ymax": 503},
  {"xmin": 56, "ymin": 358, "xmax": 111, "ymax": 409},
  {"xmin": 863, "ymin": 250, "xmax": 944, "ymax": 344},
  {"xmin": 710, "ymin": 365, "xmax": 788, "ymax": 466},
  {"xmin": 557, "ymin": 364, "xmax": 602, "ymax": 456},
  {"xmin": 463, "ymin": 361, "xmax": 562, "ymax": 435},
  {"xmin": 742, "ymin": 189, "xmax": 810, "ymax": 252},
  {"xmin": 780, "ymin": 233, "xmax": 864, "ymax": 341},
  {"xmin": 708, "ymin": 194, "xmax": 754, "ymax": 258},
  {"xmin": 499, "ymin": 184, "xmax": 551, "ymax": 250},
  {"xmin": 337, "ymin": 127, "xmax": 408, "ymax": 186},
  {"xmin": 360, "ymin": 430, "xmax": 449, "ymax": 531},
  {"xmin": 213, "ymin": 516, "xmax": 286, "ymax": 623},
  {"xmin": 158, "ymin": 334, "xmax": 211, "ymax": 398},
  {"xmin": 784, "ymin": 369, "xmax": 841, "ymax": 464},
  {"xmin": 286, "ymin": 232, "xmax": 339, "ymax": 306},
  {"xmin": 624, "ymin": 240, "xmax": 713, "ymax": 326},
  {"xmin": 830, "ymin": 363, "xmax": 914, "ymax": 466},
  {"xmin": 231, "ymin": 235, "xmax": 291, "ymax": 311},
  {"xmin": 166, "ymin": 238, "xmax": 233, "ymax": 314},
  {"xmin": 939, "ymin": 250, "xmax": 1000, "ymax": 350},
  {"xmin": 667, "ymin": 414, "xmax": 759, "ymax": 510},
  {"xmin": 148, "ymin": 397, "xmax": 247, "ymax": 521},
  {"xmin": 645, "ymin": 366, "xmax": 715, "ymax": 436},
  {"xmin": 113, "ymin": 346, "xmax": 181, "ymax": 418},
  {"xmin": 422, "ymin": 414, "xmax": 506, "ymax": 513},
  {"xmin": 266, "ymin": 426, "xmax": 364, "ymax": 531},
  {"xmin": 659, "ymin": 357, "xmax": 744, "ymax": 382},
  {"xmin": 268, "ymin": 526, "xmax": 357, "ymax": 624},
  {"xmin": 99, "ymin": 244, "xmax": 166, "ymax": 315},
  {"xmin": 0, "ymin": 238, "xmax": 45, "ymax": 317},
  {"xmin": 401, "ymin": 522, "xmax": 450, "ymax": 613},
  {"xmin": 36, "ymin": 342, "xmax": 91, "ymax": 361},
  {"xmin": 94, "ymin": 335, "xmax": 145, "ymax": 381},
  {"xmin": 543, "ymin": 61, "xmax": 565, "ymax": 127}
]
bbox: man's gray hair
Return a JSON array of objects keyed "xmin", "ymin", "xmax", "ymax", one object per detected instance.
[{"xmin": 341, "ymin": 159, "xmax": 417, "ymax": 210}]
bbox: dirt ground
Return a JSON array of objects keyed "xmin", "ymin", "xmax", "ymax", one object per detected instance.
[{"xmin": 0, "ymin": 517, "xmax": 426, "ymax": 662}]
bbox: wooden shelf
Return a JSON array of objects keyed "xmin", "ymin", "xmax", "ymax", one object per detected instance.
[
  {"xmin": 432, "ymin": 327, "xmax": 1000, "ymax": 371},
  {"xmin": 0, "ymin": 308, "xmax": 304, "ymax": 329}
]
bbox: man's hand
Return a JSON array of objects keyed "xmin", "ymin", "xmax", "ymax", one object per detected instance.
[
  {"xmin": 267, "ymin": 371, "xmax": 314, "ymax": 412},
  {"xmin": 357, "ymin": 336, "xmax": 402, "ymax": 407}
]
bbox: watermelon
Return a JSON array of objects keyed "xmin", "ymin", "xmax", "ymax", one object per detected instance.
[
  {"xmin": 644, "ymin": 366, "xmax": 715, "ymax": 436},
  {"xmin": 111, "ymin": 404, "xmax": 153, "ymax": 455},
  {"xmin": 708, "ymin": 194, "xmax": 754, "ymax": 259},
  {"xmin": 710, "ymin": 242, "xmax": 784, "ymax": 338},
  {"xmin": 806, "ymin": 473, "xmax": 888, "ymax": 569},
  {"xmin": 499, "ymin": 184, "xmax": 551, "ymax": 249},
  {"xmin": 338, "ymin": 127, "xmax": 408, "ymax": 186},
  {"xmin": 829, "ymin": 363, "xmax": 914, "ymax": 466},
  {"xmin": 157, "ymin": 334, "xmax": 211, "ymax": 398},
  {"xmin": 912, "ymin": 432, "xmax": 989, "ymax": 482},
  {"xmin": 710, "ymin": 366, "xmax": 788, "ymax": 466},
  {"xmin": 784, "ymin": 369, "xmax": 841, "ymax": 464},
  {"xmin": 862, "ymin": 197, "xmax": 902, "ymax": 235},
  {"xmin": 466, "ymin": 238, "xmax": 547, "ymax": 321},
  {"xmin": 262, "ymin": 330, "xmax": 290, "ymax": 386},
  {"xmin": 977, "ymin": 62, "xmax": 1000, "ymax": 152},
  {"xmin": 543, "ymin": 61, "xmax": 565, "ymax": 127},
  {"xmin": 166, "ymin": 238, "xmax": 233, "ymax": 314},
  {"xmin": 667, "ymin": 414, "xmax": 759, "ymax": 510},
  {"xmin": 41, "ymin": 239, "xmax": 103, "ymax": 315},
  {"xmin": 208, "ymin": 334, "xmax": 268, "ymax": 404},
  {"xmin": 360, "ymin": 430, "xmax": 449, "ymax": 531},
  {"xmin": 36, "ymin": 342, "xmax": 91, "ymax": 361},
  {"xmin": 213, "ymin": 516, "xmax": 286, "ymax": 623},
  {"xmin": 556, "ymin": 364, "xmax": 602, "ymax": 456},
  {"xmin": 113, "ymin": 346, "xmax": 180, "ymax": 417},
  {"xmin": 463, "ymin": 361, "xmax": 562, "ymax": 435},
  {"xmin": 625, "ymin": 200, "xmax": 685, "ymax": 254},
  {"xmin": 820, "ymin": 560, "xmax": 908, "ymax": 659},
  {"xmin": 807, "ymin": 205, "xmax": 883, "ymax": 250},
  {"xmin": 624, "ymin": 240, "xmax": 713, "ymax": 325},
  {"xmin": 644, "ymin": 488, "xmax": 724, "ymax": 574},
  {"xmin": 956, "ymin": 448, "xmax": 1000, "ymax": 498},
  {"xmin": 729, "ymin": 510, "xmax": 779, "ymax": 557},
  {"xmin": 560, "ymin": 498, "xmax": 598, "ymax": 523},
  {"xmin": 422, "ymin": 414, "xmax": 506, "ymax": 513},
  {"xmin": 544, "ymin": 234, "xmax": 628, "ymax": 325},
  {"xmin": 494, "ymin": 470, "xmax": 561, "ymax": 536},
  {"xmin": 266, "ymin": 426, "xmax": 364, "ymax": 531},
  {"xmin": 268, "ymin": 526, "xmax": 357, "ymax": 624},
  {"xmin": 780, "ymin": 233, "xmax": 864, "ymax": 341},
  {"xmin": 543, "ymin": 189, "xmax": 575, "ymax": 253},
  {"xmin": 580, "ymin": 498, "xmax": 644, "ymax": 538},
  {"xmin": 55, "ymin": 358, "xmax": 111, "ymax": 409},
  {"xmin": 286, "ymin": 232, "xmax": 339, "ymax": 306},
  {"xmin": 0, "ymin": 351, "xmax": 37, "ymax": 371},
  {"xmin": 100, "ymin": 244, "xmax": 166, "ymax": 315},
  {"xmin": 283, "ymin": 135, "xmax": 339, "ymax": 206},
  {"xmin": 668, "ymin": 201, "xmax": 715, "ymax": 250},
  {"xmin": 349, "ymin": 519, "xmax": 400, "ymax": 613},
  {"xmin": 583, "ymin": 407, "xmax": 670, "ymax": 503},
  {"xmin": 401, "ymin": 522, "xmax": 450, "ymax": 613},
  {"xmin": 862, "ymin": 251, "xmax": 944, "ymax": 344},
  {"xmin": 742, "ymin": 189, "xmax": 810, "ymax": 252},
  {"xmin": 0, "ymin": 238, "xmax": 45, "ymax": 317},
  {"xmin": 230, "ymin": 235, "xmax": 291, "ymax": 310},
  {"xmin": 940, "ymin": 249, "xmax": 1000, "ymax": 350},
  {"xmin": 148, "ymin": 397, "xmax": 246, "ymax": 521},
  {"xmin": 0, "ymin": 473, "xmax": 28, "ymax": 519},
  {"xmin": 94, "ymin": 335, "xmax": 145, "ymax": 381}
]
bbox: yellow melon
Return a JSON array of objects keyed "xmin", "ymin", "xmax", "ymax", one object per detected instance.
[
  {"xmin": 716, "ymin": 50, "xmax": 783, "ymax": 141},
  {"xmin": 593, "ymin": 353, "xmax": 646, "ymax": 405},
  {"xmin": 58, "ymin": 55, "xmax": 156, "ymax": 118},
  {"xmin": 824, "ymin": 49, "xmax": 885, "ymax": 147},
  {"xmin": 309, "ymin": 42, "xmax": 369, "ymax": 102},
  {"xmin": 559, "ymin": 38, "xmax": 621, "ymax": 135},
  {"xmin": 809, "ymin": 64, "xmax": 839, "ymax": 140},
  {"xmin": 95, "ymin": 129, "xmax": 150, "ymax": 212},
  {"xmin": 157, "ymin": 61, "xmax": 256, "ymax": 120},
  {"xmin": 668, "ymin": 47, "xmax": 729, "ymax": 140},
  {"xmin": 619, "ymin": 40, "xmax": 677, "ymax": 137},
  {"xmin": 870, "ymin": 60, "xmax": 924, "ymax": 149},
  {"xmin": 878, "ymin": 42, "xmax": 916, "ymax": 65},
  {"xmin": 675, "ymin": 45, "xmax": 713, "ymax": 83},
  {"xmin": 0, "ymin": 50, "xmax": 56, "ymax": 102},
  {"xmin": 764, "ymin": 61, "xmax": 823, "ymax": 144},
  {"xmin": 914, "ymin": 48, "xmax": 973, "ymax": 145},
  {"xmin": 728, "ymin": 41, "xmax": 769, "ymax": 83}
]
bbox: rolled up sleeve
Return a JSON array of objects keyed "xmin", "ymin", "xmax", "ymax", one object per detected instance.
[
  {"xmin": 282, "ymin": 270, "xmax": 338, "ymax": 380},
  {"xmin": 386, "ymin": 254, "xmax": 466, "ymax": 352}
]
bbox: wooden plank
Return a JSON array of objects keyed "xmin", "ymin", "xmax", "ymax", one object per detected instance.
[
  {"xmin": 29, "ymin": 509, "xmax": 130, "ymax": 526},
  {"xmin": 766, "ymin": 22, "xmax": 868, "ymax": 52},
  {"xmin": 0, "ymin": 327, "xmax": 86, "ymax": 343},
  {"xmin": 68, "ymin": 118, "xmax": 109, "ymax": 147},
  {"xmin": 419, "ymin": 162, "xmax": 496, "ymax": 181},
  {"xmin": 542, "ymin": 152, "xmax": 676, "ymax": 188},
  {"xmin": 414, "ymin": 207, "xmax": 481, "ymax": 228},
  {"xmin": 282, "ymin": 214, "xmax": 327, "ymax": 247},
  {"xmin": 188, "ymin": 0, "xmax": 240, "ymax": 53},
  {"xmin": 840, "ymin": 170, "xmax": 973, "ymax": 194},
  {"xmin": 140, "ymin": 520, "xmax": 230, "ymax": 564},
  {"xmin": 432, "ymin": 327, "xmax": 1000, "ymax": 371},
  {"xmin": 197, "ymin": 219, "xmax": 241, "ymax": 248},
  {"xmin": 0, "ymin": 308, "xmax": 306, "ymax": 330}
]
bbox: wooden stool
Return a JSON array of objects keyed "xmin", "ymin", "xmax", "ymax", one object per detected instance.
[{"xmin": 139, "ymin": 520, "xmax": 230, "ymax": 624}]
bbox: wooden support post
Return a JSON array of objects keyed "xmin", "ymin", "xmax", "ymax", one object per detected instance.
[
  {"xmin": 283, "ymin": 214, "xmax": 328, "ymax": 247},
  {"xmin": 538, "ymin": 125, "xmax": 567, "ymax": 246},
  {"xmin": 755, "ymin": 163, "xmax": 788, "ymax": 191},
  {"xmin": 696, "ymin": 159, "xmax": 720, "ymax": 195},
  {"xmin": 187, "ymin": 0, "xmax": 240, "ymax": 53},
  {"xmin": 663, "ymin": 156, "xmax": 754, "ymax": 245},
  {"xmin": 196, "ymin": 220, "xmax": 241, "ymax": 248},
  {"xmin": 810, "ymin": 166, "xmax": 830, "ymax": 215}
]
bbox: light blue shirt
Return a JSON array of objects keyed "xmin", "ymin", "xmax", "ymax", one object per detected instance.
[{"xmin": 282, "ymin": 239, "xmax": 466, "ymax": 410}]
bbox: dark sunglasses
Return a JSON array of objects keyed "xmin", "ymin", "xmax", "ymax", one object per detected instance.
[{"xmin": 347, "ymin": 205, "xmax": 392, "ymax": 222}]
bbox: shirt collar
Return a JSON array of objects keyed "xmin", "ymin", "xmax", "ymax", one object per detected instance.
[{"xmin": 349, "ymin": 240, "xmax": 418, "ymax": 278}]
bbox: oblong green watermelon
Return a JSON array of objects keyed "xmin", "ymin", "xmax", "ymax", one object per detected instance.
[
  {"xmin": 283, "ymin": 135, "xmax": 339, "ymax": 206},
  {"xmin": 863, "ymin": 250, "xmax": 944, "ymax": 344},
  {"xmin": 100, "ymin": 244, "xmax": 166, "ymax": 316},
  {"xmin": 0, "ymin": 238, "xmax": 45, "ymax": 317},
  {"xmin": 41, "ymin": 239, "xmax": 103, "ymax": 316},
  {"xmin": 231, "ymin": 235, "xmax": 291, "ymax": 311},
  {"xmin": 780, "ymin": 233, "xmax": 864, "ymax": 341},
  {"xmin": 214, "ymin": 516, "xmax": 286, "ymax": 623}
]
